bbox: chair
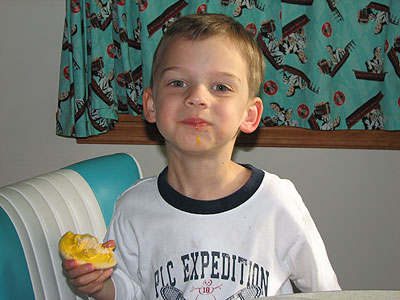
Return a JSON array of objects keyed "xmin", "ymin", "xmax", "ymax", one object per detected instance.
[{"xmin": 0, "ymin": 153, "xmax": 142, "ymax": 300}]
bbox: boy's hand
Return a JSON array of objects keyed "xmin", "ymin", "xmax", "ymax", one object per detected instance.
[{"xmin": 62, "ymin": 240, "xmax": 116, "ymax": 298}]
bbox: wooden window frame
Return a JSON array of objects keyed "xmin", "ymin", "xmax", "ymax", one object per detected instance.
[{"xmin": 76, "ymin": 114, "xmax": 400, "ymax": 150}]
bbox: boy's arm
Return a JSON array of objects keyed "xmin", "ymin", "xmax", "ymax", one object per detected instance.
[
  {"xmin": 287, "ymin": 214, "xmax": 341, "ymax": 292},
  {"xmin": 289, "ymin": 238, "xmax": 340, "ymax": 292}
]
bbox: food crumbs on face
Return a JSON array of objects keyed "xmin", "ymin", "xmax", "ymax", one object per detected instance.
[{"xmin": 196, "ymin": 135, "xmax": 201, "ymax": 146}]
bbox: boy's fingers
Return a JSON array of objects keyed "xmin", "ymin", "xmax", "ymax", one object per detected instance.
[
  {"xmin": 73, "ymin": 268, "xmax": 113, "ymax": 295},
  {"xmin": 67, "ymin": 263, "xmax": 95, "ymax": 279},
  {"xmin": 88, "ymin": 269, "xmax": 114, "ymax": 293},
  {"xmin": 102, "ymin": 240, "xmax": 116, "ymax": 248},
  {"xmin": 71, "ymin": 269, "xmax": 104, "ymax": 288},
  {"xmin": 97, "ymin": 268, "xmax": 113, "ymax": 282},
  {"xmin": 62, "ymin": 259, "xmax": 77, "ymax": 270}
]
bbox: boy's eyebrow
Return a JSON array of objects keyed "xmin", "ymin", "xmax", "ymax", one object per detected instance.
[
  {"xmin": 160, "ymin": 66, "xmax": 182, "ymax": 76},
  {"xmin": 214, "ymin": 71, "xmax": 242, "ymax": 83},
  {"xmin": 161, "ymin": 67, "xmax": 242, "ymax": 83}
]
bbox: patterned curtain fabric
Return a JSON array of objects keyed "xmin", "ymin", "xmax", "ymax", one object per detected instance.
[{"xmin": 57, "ymin": 0, "xmax": 400, "ymax": 138}]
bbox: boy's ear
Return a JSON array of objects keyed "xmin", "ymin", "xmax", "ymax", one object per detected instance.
[
  {"xmin": 240, "ymin": 97, "xmax": 263, "ymax": 134},
  {"xmin": 142, "ymin": 87, "xmax": 156, "ymax": 123}
]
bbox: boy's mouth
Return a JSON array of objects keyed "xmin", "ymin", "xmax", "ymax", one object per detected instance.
[{"xmin": 180, "ymin": 118, "xmax": 210, "ymax": 129}]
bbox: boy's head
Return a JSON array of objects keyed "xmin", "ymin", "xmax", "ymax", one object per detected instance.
[{"xmin": 150, "ymin": 13, "xmax": 266, "ymax": 98}]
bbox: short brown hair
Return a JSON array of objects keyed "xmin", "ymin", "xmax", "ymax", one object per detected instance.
[{"xmin": 150, "ymin": 13, "xmax": 265, "ymax": 98}]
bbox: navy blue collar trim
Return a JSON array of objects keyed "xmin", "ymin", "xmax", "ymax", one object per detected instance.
[{"xmin": 157, "ymin": 164, "xmax": 264, "ymax": 215}]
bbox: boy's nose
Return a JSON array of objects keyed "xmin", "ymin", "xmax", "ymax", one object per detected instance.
[{"xmin": 184, "ymin": 85, "xmax": 210, "ymax": 108}]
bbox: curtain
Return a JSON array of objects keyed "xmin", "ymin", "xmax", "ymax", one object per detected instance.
[{"xmin": 57, "ymin": 0, "xmax": 400, "ymax": 138}]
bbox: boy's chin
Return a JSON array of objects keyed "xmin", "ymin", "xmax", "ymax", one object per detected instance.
[{"xmin": 169, "ymin": 135, "xmax": 237, "ymax": 153}]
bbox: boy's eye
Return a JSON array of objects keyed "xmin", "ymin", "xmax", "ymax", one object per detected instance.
[
  {"xmin": 212, "ymin": 84, "xmax": 230, "ymax": 92},
  {"xmin": 169, "ymin": 80, "xmax": 187, "ymax": 87}
]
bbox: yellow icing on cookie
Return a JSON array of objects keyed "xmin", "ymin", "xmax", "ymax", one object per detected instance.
[{"xmin": 59, "ymin": 231, "xmax": 116, "ymax": 269}]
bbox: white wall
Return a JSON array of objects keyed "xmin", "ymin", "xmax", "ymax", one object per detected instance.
[{"xmin": 1, "ymin": 0, "xmax": 399, "ymax": 291}]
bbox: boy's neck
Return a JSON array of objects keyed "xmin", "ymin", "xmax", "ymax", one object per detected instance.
[{"xmin": 165, "ymin": 151, "xmax": 251, "ymax": 201}]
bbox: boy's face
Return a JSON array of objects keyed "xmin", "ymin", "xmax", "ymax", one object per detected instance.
[{"xmin": 143, "ymin": 36, "xmax": 262, "ymax": 154}]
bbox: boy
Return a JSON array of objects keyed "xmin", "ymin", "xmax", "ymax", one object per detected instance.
[{"xmin": 63, "ymin": 14, "xmax": 340, "ymax": 300}]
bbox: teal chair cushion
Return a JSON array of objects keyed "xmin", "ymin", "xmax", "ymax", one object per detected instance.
[{"xmin": 64, "ymin": 153, "xmax": 142, "ymax": 227}]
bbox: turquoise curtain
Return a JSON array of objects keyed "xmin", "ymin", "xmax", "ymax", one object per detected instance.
[{"xmin": 57, "ymin": 0, "xmax": 400, "ymax": 138}]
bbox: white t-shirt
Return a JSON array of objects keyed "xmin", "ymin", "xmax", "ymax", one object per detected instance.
[{"xmin": 106, "ymin": 165, "xmax": 340, "ymax": 300}]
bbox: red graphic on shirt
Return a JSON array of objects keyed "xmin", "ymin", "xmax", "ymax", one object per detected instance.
[
  {"xmin": 191, "ymin": 280, "xmax": 222, "ymax": 300},
  {"xmin": 322, "ymin": 22, "xmax": 332, "ymax": 37},
  {"xmin": 118, "ymin": 0, "xmax": 125, "ymax": 6},
  {"xmin": 71, "ymin": 0, "xmax": 80, "ymax": 13},
  {"xmin": 334, "ymin": 91, "xmax": 345, "ymax": 106},
  {"xmin": 264, "ymin": 80, "xmax": 278, "ymax": 96},
  {"xmin": 297, "ymin": 104, "xmax": 310, "ymax": 119},
  {"xmin": 398, "ymin": 97, "xmax": 400, "ymax": 108}
]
